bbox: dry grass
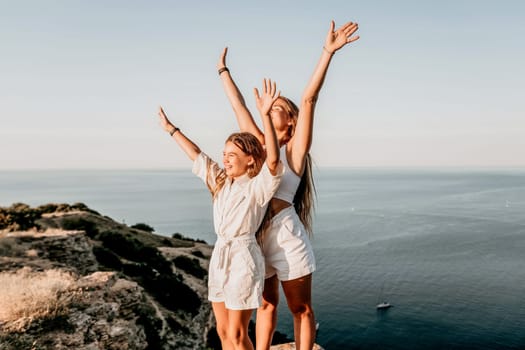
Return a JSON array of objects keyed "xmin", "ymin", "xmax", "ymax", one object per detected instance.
[{"xmin": 0, "ymin": 267, "xmax": 76, "ymax": 332}]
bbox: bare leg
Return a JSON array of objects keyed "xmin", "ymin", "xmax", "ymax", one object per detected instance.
[
  {"xmin": 281, "ymin": 274, "xmax": 315, "ymax": 350},
  {"xmin": 212, "ymin": 302, "xmax": 234, "ymax": 350},
  {"xmin": 256, "ymin": 275, "xmax": 280, "ymax": 350},
  {"xmin": 228, "ymin": 308, "xmax": 255, "ymax": 350}
]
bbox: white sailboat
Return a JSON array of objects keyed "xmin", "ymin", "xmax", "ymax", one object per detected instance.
[
  {"xmin": 376, "ymin": 301, "xmax": 392, "ymax": 310},
  {"xmin": 376, "ymin": 280, "xmax": 393, "ymax": 310}
]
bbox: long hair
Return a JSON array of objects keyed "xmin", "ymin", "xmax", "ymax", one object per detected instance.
[
  {"xmin": 206, "ymin": 132, "xmax": 265, "ymax": 199},
  {"xmin": 293, "ymin": 153, "xmax": 316, "ymax": 235},
  {"xmin": 256, "ymin": 96, "xmax": 316, "ymax": 244}
]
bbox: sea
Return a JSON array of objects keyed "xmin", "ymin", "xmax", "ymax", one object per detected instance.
[{"xmin": 1, "ymin": 168, "xmax": 525, "ymax": 350}]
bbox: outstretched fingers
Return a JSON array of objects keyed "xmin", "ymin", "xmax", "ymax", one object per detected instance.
[
  {"xmin": 255, "ymin": 78, "xmax": 281, "ymax": 115},
  {"xmin": 325, "ymin": 19, "xmax": 360, "ymax": 52},
  {"xmin": 262, "ymin": 78, "xmax": 280, "ymax": 99},
  {"xmin": 265, "ymin": 78, "xmax": 273, "ymax": 95},
  {"xmin": 347, "ymin": 34, "xmax": 360, "ymax": 43},
  {"xmin": 342, "ymin": 22, "xmax": 359, "ymax": 42},
  {"xmin": 271, "ymin": 80, "xmax": 277, "ymax": 97},
  {"xmin": 340, "ymin": 21, "xmax": 356, "ymax": 31}
]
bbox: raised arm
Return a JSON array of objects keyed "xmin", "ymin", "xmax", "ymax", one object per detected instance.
[
  {"xmin": 158, "ymin": 106, "xmax": 201, "ymax": 161},
  {"xmin": 218, "ymin": 47, "xmax": 265, "ymax": 144},
  {"xmin": 290, "ymin": 20, "xmax": 360, "ymax": 166},
  {"xmin": 254, "ymin": 79, "xmax": 281, "ymax": 175}
]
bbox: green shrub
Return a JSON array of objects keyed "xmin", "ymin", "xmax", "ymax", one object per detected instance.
[
  {"xmin": 122, "ymin": 262, "xmax": 201, "ymax": 315},
  {"xmin": 0, "ymin": 203, "xmax": 100, "ymax": 232},
  {"xmin": 35, "ymin": 202, "xmax": 99, "ymax": 216},
  {"xmin": 70, "ymin": 203, "xmax": 99, "ymax": 215},
  {"xmin": 171, "ymin": 233, "xmax": 185, "ymax": 240},
  {"xmin": 172, "ymin": 256, "xmax": 206, "ymax": 279},
  {"xmin": 172, "ymin": 232, "xmax": 207, "ymax": 244},
  {"xmin": 36, "ymin": 203, "xmax": 60, "ymax": 214},
  {"xmin": 122, "ymin": 262, "xmax": 154, "ymax": 277},
  {"xmin": 130, "ymin": 223, "xmax": 155, "ymax": 233},
  {"xmin": 99, "ymin": 231, "xmax": 171, "ymax": 274},
  {"xmin": 61, "ymin": 218, "xmax": 99, "ymax": 238},
  {"xmin": 92, "ymin": 246, "xmax": 122, "ymax": 270},
  {"xmin": 0, "ymin": 203, "xmax": 40, "ymax": 231},
  {"xmin": 191, "ymin": 250, "xmax": 205, "ymax": 259},
  {"xmin": 161, "ymin": 238, "xmax": 174, "ymax": 247},
  {"xmin": 143, "ymin": 273, "xmax": 201, "ymax": 314},
  {"xmin": 99, "ymin": 231, "xmax": 140, "ymax": 259},
  {"xmin": 139, "ymin": 246, "xmax": 172, "ymax": 274}
]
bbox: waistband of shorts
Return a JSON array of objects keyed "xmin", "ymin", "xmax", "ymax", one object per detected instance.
[
  {"xmin": 270, "ymin": 205, "xmax": 296, "ymax": 223},
  {"xmin": 215, "ymin": 235, "xmax": 257, "ymax": 270}
]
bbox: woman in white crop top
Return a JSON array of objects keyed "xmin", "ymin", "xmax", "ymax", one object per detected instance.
[
  {"xmin": 157, "ymin": 79, "xmax": 284, "ymax": 350},
  {"xmin": 217, "ymin": 20, "xmax": 360, "ymax": 350}
]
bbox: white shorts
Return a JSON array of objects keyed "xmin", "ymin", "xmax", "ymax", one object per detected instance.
[
  {"xmin": 262, "ymin": 206, "xmax": 316, "ymax": 281},
  {"xmin": 208, "ymin": 236, "xmax": 264, "ymax": 310}
]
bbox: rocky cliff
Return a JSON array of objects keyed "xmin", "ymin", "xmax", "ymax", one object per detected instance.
[
  {"xmin": 0, "ymin": 203, "xmax": 214, "ymax": 349},
  {"xmin": 0, "ymin": 203, "xmax": 323, "ymax": 350}
]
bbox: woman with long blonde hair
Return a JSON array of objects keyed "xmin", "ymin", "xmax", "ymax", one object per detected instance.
[{"xmin": 217, "ymin": 20, "xmax": 360, "ymax": 350}]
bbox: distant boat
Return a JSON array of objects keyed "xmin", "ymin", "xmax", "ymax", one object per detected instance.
[
  {"xmin": 376, "ymin": 301, "xmax": 392, "ymax": 310},
  {"xmin": 376, "ymin": 280, "xmax": 392, "ymax": 310}
]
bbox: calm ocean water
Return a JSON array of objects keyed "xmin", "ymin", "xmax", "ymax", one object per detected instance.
[{"xmin": 1, "ymin": 168, "xmax": 525, "ymax": 349}]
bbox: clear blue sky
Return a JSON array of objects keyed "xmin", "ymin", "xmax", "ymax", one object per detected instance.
[{"xmin": 1, "ymin": 0, "xmax": 524, "ymax": 169}]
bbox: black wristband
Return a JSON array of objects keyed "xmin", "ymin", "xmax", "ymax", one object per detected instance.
[
  {"xmin": 169, "ymin": 127, "xmax": 180, "ymax": 136},
  {"xmin": 218, "ymin": 67, "xmax": 229, "ymax": 75}
]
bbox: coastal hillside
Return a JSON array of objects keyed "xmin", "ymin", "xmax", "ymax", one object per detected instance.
[
  {"xmin": 0, "ymin": 203, "xmax": 323, "ymax": 350},
  {"xmin": 0, "ymin": 203, "xmax": 214, "ymax": 350}
]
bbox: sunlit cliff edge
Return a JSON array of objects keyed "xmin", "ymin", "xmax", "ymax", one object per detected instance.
[{"xmin": 0, "ymin": 203, "xmax": 323, "ymax": 350}]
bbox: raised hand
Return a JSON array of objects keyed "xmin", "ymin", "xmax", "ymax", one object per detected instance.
[
  {"xmin": 217, "ymin": 47, "xmax": 228, "ymax": 70},
  {"xmin": 254, "ymin": 78, "xmax": 281, "ymax": 117},
  {"xmin": 324, "ymin": 20, "xmax": 360, "ymax": 54},
  {"xmin": 254, "ymin": 79, "xmax": 281, "ymax": 173},
  {"xmin": 158, "ymin": 106, "xmax": 177, "ymax": 134}
]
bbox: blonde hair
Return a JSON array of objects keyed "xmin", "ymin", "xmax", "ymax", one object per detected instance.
[
  {"xmin": 256, "ymin": 96, "xmax": 316, "ymax": 243},
  {"xmin": 278, "ymin": 96, "xmax": 316, "ymax": 235},
  {"xmin": 206, "ymin": 132, "xmax": 265, "ymax": 199}
]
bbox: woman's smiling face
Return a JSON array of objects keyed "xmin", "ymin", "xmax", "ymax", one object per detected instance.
[{"xmin": 222, "ymin": 141, "xmax": 254, "ymax": 179}]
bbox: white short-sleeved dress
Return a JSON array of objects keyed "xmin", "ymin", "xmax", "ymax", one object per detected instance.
[{"xmin": 192, "ymin": 152, "xmax": 283, "ymax": 310}]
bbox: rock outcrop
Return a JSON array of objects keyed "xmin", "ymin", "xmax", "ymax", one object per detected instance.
[
  {"xmin": 0, "ymin": 203, "xmax": 213, "ymax": 349},
  {"xmin": 0, "ymin": 203, "xmax": 324, "ymax": 350}
]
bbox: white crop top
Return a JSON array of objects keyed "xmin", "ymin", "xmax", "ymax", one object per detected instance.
[{"xmin": 273, "ymin": 146, "xmax": 301, "ymax": 203}]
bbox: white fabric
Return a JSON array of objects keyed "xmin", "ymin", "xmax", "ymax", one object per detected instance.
[
  {"xmin": 207, "ymin": 236, "xmax": 264, "ymax": 310},
  {"xmin": 192, "ymin": 152, "xmax": 284, "ymax": 309},
  {"xmin": 272, "ymin": 146, "xmax": 301, "ymax": 203},
  {"xmin": 262, "ymin": 206, "xmax": 316, "ymax": 281}
]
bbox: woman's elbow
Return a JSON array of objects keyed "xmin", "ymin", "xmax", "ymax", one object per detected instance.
[
  {"xmin": 267, "ymin": 159, "xmax": 280, "ymax": 174},
  {"xmin": 301, "ymin": 96, "xmax": 318, "ymax": 106}
]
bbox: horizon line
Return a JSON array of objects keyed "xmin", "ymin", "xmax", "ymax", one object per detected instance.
[{"xmin": 2, "ymin": 165, "xmax": 525, "ymax": 172}]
